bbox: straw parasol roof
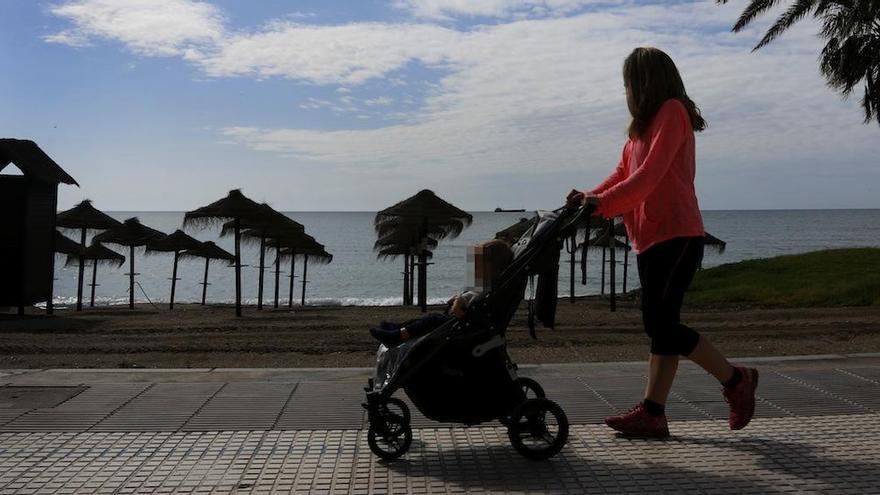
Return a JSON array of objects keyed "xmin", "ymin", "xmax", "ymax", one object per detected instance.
[
  {"xmin": 56, "ymin": 200, "xmax": 121, "ymax": 231},
  {"xmin": 704, "ymin": 232, "xmax": 727, "ymax": 254},
  {"xmin": 54, "ymin": 231, "xmax": 85, "ymax": 256},
  {"xmin": 145, "ymin": 230, "xmax": 202, "ymax": 254},
  {"xmin": 68, "ymin": 243, "xmax": 125, "ymax": 267},
  {"xmin": 375, "ymin": 189, "xmax": 472, "ymax": 237},
  {"xmin": 183, "ymin": 189, "xmax": 266, "ymax": 228},
  {"xmin": 93, "ymin": 217, "xmax": 166, "ymax": 247},
  {"xmin": 377, "ymin": 245, "xmax": 434, "ymax": 259},
  {"xmin": 374, "ymin": 231, "xmax": 438, "ymax": 251},
  {"xmin": 180, "ymin": 241, "xmax": 234, "ymax": 262},
  {"xmin": 495, "ymin": 216, "xmax": 537, "ymax": 244}
]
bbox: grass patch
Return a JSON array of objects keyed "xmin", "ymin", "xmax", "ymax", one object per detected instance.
[{"xmin": 687, "ymin": 248, "xmax": 880, "ymax": 307}]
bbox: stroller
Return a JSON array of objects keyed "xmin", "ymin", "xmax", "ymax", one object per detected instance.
[{"xmin": 364, "ymin": 205, "xmax": 594, "ymax": 461}]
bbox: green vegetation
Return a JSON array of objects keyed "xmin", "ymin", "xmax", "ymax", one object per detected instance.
[{"xmin": 687, "ymin": 248, "xmax": 880, "ymax": 307}]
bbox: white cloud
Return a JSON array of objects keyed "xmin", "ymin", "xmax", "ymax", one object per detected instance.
[
  {"xmin": 44, "ymin": 0, "xmax": 880, "ymax": 209},
  {"xmin": 392, "ymin": 0, "xmax": 624, "ymax": 19},
  {"xmin": 44, "ymin": 0, "xmax": 224, "ymax": 56}
]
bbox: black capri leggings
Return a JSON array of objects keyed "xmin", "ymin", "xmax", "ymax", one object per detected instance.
[{"xmin": 636, "ymin": 236, "xmax": 704, "ymax": 356}]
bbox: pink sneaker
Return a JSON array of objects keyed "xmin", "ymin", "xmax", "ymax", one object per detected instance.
[
  {"xmin": 604, "ymin": 403, "xmax": 670, "ymax": 438},
  {"xmin": 723, "ymin": 367, "xmax": 759, "ymax": 430}
]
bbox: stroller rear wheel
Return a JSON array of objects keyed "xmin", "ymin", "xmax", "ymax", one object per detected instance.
[
  {"xmin": 507, "ymin": 398, "xmax": 569, "ymax": 460},
  {"xmin": 516, "ymin": 377, "xmax": 546, "ymax": 400},
  {"xmin": 367, "ymin": 397, "xmax": 412, "ymax": 460}
]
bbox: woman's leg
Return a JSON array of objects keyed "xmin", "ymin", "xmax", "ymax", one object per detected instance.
[
  {"xmin": 644, "ymin": 353, "xmax": 679, "ymax": 404},
  {"xmin": 687, "ymin": 335, "xmax": 734, "ymax": 383}
]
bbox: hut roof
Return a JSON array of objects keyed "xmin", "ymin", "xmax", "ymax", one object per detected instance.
[
  {"xmin": 375, "ymin": 189, "xmax": 472, "ymax": 238},
  {"xmin": 183, "ymin": 189, "xmax": 266, "ymax": 229},
  {"xmin": 66, "ymin": 243, "xmax": 125, "ymax": 268},
  {"xmin": 0, "ymin": 139, "xmax": 78, "ymax": 185},
  {"xmin": 704, "ymin": 232, "xmax": 727, "ymax": 253},
  {"xmin": 179, "ymin": 241, "xmax": 235, "ymax": 262},
  {"xmin": 54, "ymin": 231, "xmax": 85, "ymax": 256},
  {"xmin": 495, "ymin": 216, "xmax": 537, "ymax": 244},
  {"xmin": 145, "ymin": 229, "xmax": 202, "ymax": 254},
  {"xmin": 56, "ymin": 200, "xmax": 121, "ymax": 231},
  {"xmin": 92, "ymin": 217, "xmax": 166, "ymax": 247}
]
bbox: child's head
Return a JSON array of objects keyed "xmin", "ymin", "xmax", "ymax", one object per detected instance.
[
  {"xmin": 467, "ymin": 239, "xmax": 513, "ymax": 291},
  {"xmin": 623, "ymin": 47, "xmax": 706, "ymax": 139}
]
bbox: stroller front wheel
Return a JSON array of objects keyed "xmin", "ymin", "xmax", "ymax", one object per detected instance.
[
  {"xmin": 367, "ymin": 397, "xmax": 412, "ymax": 460},
  {"xmin": 516, "ymin": 377, "xmax": 546, "ymax": 400},
  {"xmin": 507, "ymin": 398, "xmax": 569, "ymax": 460}
]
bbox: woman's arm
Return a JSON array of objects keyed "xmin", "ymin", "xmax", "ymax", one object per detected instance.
[
  {"xmin": 591, "ymin": 143, "xmax": 630, "ymax": 195},
  {"xmin": 595, "ymin": 101, "xmax": 688, "ymax": 218}
]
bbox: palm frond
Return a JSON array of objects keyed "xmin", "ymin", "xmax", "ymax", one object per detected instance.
[{"xmin": 755, "ymin": 0, "xmax": 819, "ymax": 49}]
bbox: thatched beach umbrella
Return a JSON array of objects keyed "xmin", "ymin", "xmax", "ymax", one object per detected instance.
[
  {"xmin": 67, "ymin": 243, "xmax": 125, "ymax": 307},
  {"xmin": 179, "ymin": 241, "xmax": 234, "ymax": 305},
  {"xmin": 220, "ymin": 206, "xmax": 305, "ymax": 310},
  {"xmin": 704, "ymin": 232, "xmax": 727, "ymax": 254},
  {"xmin": 184, "ymin": 189, "xmax": 265, "ymax": 317},
  {"xmin": 587, "ymin": 224, "xmax": 631, "ymax": 312},
  {"xmin": 56, "ymin": 200, "xmax": 121, "ymax": 311},
  {"xmin": 375, "ymin": 231, "xmax": 437, "ymax": 306},
  {"xmin": 92, "ymin": 217, "xmax": 165, "ymax": 309},
  {"xmin": 145, "ymin": 230, "xmax": 202, "ymax": 310},
  {"xmin": 54, "ymin": 231, "xmax": 85, "ymax": 257},
  {"xmin": 278, "ymin": 240, "xmax": 332, "ymax": 307},
  {"xmin": 376, "ymin": 190, "xmax": 472, "ymax": 312}
]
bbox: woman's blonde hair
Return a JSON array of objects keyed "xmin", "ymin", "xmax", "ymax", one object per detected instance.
[{"xmin": 624, "ymin": 47, "xmax": 706, "ymax": 139}]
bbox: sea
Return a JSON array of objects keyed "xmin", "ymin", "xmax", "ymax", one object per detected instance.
[{"xmin": 47, "ymin": 210, "xmax": 880, "ymax": 308}]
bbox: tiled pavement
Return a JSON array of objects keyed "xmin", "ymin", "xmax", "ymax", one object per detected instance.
[{"xmin": 1, "ymin": 354, "xmax": 879, "ymax": 493}]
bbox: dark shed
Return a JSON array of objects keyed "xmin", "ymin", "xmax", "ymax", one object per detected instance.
[{"xmin": 0, "ymin": 139, "xmax": 78, "ymax": 314}]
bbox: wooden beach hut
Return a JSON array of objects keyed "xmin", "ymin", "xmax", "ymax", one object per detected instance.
[{"xmin": 0, "ymin": 139, "xmax": 78, "ymax": 315}]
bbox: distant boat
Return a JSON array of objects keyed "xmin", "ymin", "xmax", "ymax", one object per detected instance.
[{"xmin": 494, "ymin": 208, "xmax": 526, "ymax": 212}]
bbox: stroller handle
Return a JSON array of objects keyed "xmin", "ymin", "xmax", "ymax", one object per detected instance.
[{"xmin": 557, "ymin": 203, "xmax": 597, "ymax": 234}]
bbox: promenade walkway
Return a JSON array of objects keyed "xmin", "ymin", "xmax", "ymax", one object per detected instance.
[{"xmin": 1, "ymin": 354, "xmax": 879, "ymax": 493}]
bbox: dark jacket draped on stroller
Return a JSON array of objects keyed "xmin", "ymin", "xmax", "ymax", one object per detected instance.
[{"xmin": 364, "ymin": 205, "xmax": 594, "ymax": 461}]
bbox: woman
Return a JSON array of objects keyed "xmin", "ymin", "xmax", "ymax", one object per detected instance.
[{"xmin": 567, "ymin": 47, "xmax": 758, "ymax": 438}]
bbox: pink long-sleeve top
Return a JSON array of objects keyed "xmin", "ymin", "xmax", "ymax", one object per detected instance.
[{"xmin": 591, "ymin": 99, "xmax": 704, "ymax": 254}]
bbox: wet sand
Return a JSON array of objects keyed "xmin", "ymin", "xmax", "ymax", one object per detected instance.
[{"xmin": 2, "ymin": 296, "xmax": 879, "ymax": 368}]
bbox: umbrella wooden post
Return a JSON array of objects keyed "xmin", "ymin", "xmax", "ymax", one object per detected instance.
[
  {"xmin": 76, "ymin": 227, "xmax": 86, "ymax": 311},
  {"xmin": 288, "ymin": 250, "xmax": 296, "ymax": 308},
  {"xmin": 409, "ymin": 255, "xmax": 415, "ymax": 305},
  {"xmin": 402, "ymin": 254, "xmax": 410, "ymax": 306},
  {"xmin": 300, "ymin": 254, "xmax": 309, "ymax": 306},
  {"xmin": 601, "ymin": 247, "xmax": 606, "ymax": 295},
  {"xmin": 580, "ymin": 230, "xmax": 589, "ymax": 286},
  {"xmin": 608, "ymin": 221, "xmax": 616, "ymax": 312},
  {"xmin": 128, "ymin": 245, "xmax": 135, "ymax": 309},
  {"xmin": 569, "ymin": 233, "xmax": 576, "ymax": 304},
  {"xmin": 234, "ymin": 218, "xmax": 242, "ymax": 317},
  {"xmin": 90, "ymin": 261, "xmax": 97, "ymax": 307},
  {"xmin": 201, "ymin": 258, "xmax": 210, "ymax": 305},
  {"xmin": 169, "ymin": 250, "xmax": 179, "ymax": 310},
  {"xmin": 257, "ymin": 234, "xmax": 266, "ymax": 310},
  {"xmin": 274, "ymin": 245, "xmax": 280, "ymax": 309}
]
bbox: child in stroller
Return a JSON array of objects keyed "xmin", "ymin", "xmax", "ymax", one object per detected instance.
[
  {"xmin": 369, "ymin": 239, "xmax": 513, "ymax": 348},
  {"xmin": 364, "ymin": 206, "xmax": 590, "ymax": 462}
]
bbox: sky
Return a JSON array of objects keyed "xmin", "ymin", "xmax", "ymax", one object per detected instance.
[{"xmin": 2, "ymin": 0, "xmax": 878, "ymax": 211}]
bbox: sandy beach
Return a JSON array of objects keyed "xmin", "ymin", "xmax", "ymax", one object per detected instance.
[{"xmin": 2, "ymin": 296, "xmax": 879, "ymax": 369}]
